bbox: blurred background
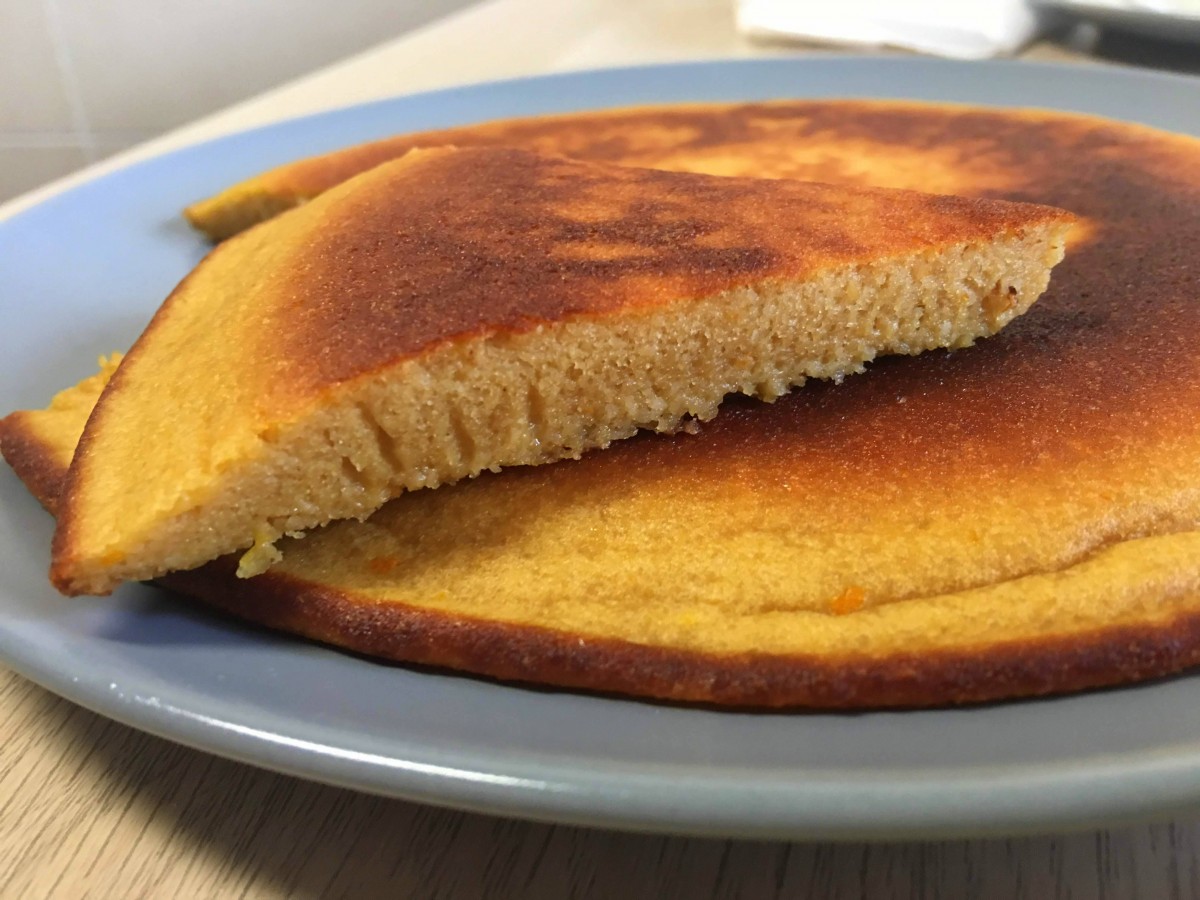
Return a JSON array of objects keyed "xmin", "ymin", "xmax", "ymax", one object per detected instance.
[
  {"xmin": 1, "ymin": 0, "xmax": 1198, "ymax": 205},
  {"xmin": 0, "ymin": 0, "xmax": 476, "ymax": 202}
]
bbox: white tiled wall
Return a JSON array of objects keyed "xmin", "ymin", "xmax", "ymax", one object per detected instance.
[{"xmin": 0, "ymin": 0, "xmax": 477, "ymax": 202}]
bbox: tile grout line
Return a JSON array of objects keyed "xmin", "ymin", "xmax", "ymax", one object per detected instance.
[{"xmin": 41, "ymin": 0, "xmax": 97, "ymax": 163}]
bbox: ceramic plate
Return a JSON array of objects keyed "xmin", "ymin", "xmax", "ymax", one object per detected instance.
[{"xmin": 3, "ymin": 58, "xmax": 1200, "ymax": 840}]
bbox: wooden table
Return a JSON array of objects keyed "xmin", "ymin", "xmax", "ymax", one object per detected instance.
[{"xmin": 5, "ymin": 2, "xmax": 1200, "ymax": 895}]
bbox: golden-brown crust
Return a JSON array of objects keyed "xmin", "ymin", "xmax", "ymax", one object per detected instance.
[
  {"xmin": 161, "ymin": 561, "xmax": 1200, "ymax": 709},
  {"xmin": 183, "ymin": 99, "xmax": 1196, "ymax": 239},
  {"xmin": 0, "ymin": 411, "xmax": 65, "ymax": 514},
  {"xmin": 48, "ymin": 248, "xmax": 251, "ymax": 594}
]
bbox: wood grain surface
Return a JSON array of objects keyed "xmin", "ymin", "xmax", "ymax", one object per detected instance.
[{"xmin": 4, "ymin": 665, "xmax": 1200, "ymax": 899}]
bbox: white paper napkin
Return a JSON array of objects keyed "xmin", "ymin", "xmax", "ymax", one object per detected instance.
[{"xmin": 736, "ymin": 0, "xmax": 1045, "ymax": 59}]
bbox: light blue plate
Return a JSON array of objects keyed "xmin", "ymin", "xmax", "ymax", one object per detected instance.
[{"xmin": 2, "ymin": 58, "xmax": 1199, "ymax": 840}]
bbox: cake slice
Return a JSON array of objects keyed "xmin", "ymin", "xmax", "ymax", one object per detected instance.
[{"xmin": 49, "ymin": 146, "xmax": 1073, "ymax": 595}]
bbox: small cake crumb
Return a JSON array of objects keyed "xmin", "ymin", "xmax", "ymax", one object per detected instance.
[{"xmin": 237, "ymin": 528, "xmax": 283, "ymax": 577}]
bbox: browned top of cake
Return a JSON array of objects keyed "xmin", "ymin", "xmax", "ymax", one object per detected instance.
[
  {"xmin": 278, "ymin": 146, "xmax": 1065, "ymax": 396},
  {"xmin": 185, "ymin": 99, "xmax": 1192, "ymax": 237}
]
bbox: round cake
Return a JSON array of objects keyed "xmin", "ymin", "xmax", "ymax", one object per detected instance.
[{"xmin": 12, "ymin": 100, "xmax": 1200, "ymax": 707}]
